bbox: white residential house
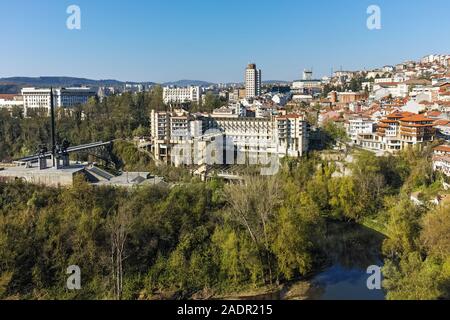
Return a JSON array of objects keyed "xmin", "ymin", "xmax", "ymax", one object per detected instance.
[
  {"xmin": 402, "ymin": 100, "xmax": 425, "ymax": 114},
  {"xmin": 433, "ymin": 145, "xmax": 450, "ymax": 177},
  {"xmin": 347, "ymin": 117, "xmax": 375, "ymax": 144}
]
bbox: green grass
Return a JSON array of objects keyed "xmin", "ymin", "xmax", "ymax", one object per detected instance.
[{"xmin": 360, "ymin": 217, "xmax": 389, "ymax": 238}]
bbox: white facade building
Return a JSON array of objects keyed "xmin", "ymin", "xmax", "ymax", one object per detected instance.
[
  {"xmin": 347, "ymin": 117, "xmax": 375, "ymax": 144},
  {"xmin": 433, "ymin": 145, "xmax": 450, "ymax": 177},
  {"xmin": 0, "ymin": 95, "xmax": 23, "ymax": 111},
  {"xmin": 150, "ymin": 110, "xmax": 309, "ymax": 165},
  {"xmin": 245, "ymin": 64, "xmax": 262, "ymax": 98},
  {"xmin": 163, "ymin": 86, "xmax": 201, "ymax": 104},
  {"xmin": 21, "ymin": 87, "xmax": 96, "ymax": 116}
]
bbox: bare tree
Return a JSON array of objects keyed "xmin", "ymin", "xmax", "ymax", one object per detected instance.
[
  {"xmin": 224, "ymin": 176, "xmax": 280, "ymax": 284},
  {"xmin": 108, "ymin": 203, "xmax": 133, "ymax": 300}
]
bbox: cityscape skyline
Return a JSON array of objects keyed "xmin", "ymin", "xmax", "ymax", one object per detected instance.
[{"xmin": 2, "ymin": 0, "xmax": 450, "ymax": 83}]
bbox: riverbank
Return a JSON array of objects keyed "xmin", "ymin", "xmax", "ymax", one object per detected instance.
[{"xmin": 214, "ymin": 221, "xmax": 387, "ymax": 300}]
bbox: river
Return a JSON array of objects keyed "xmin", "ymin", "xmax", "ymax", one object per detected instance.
[{"xmin": 240, "ymin": 221, "xmax": 386, "ymax": 300}]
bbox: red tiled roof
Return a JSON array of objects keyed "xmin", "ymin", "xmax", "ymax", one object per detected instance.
[
  {"xmin": 400, "ymin": 114, "xmax": 434, "ymax": 122},
  {"xmin": 386, "ymin": 111, "xmax": 415, "ymax": 119},
  {"xmin": 0, "ymin": 94, "xmax": 17, "ymax": 100},
  {"xmin": 427, "ymin": 111, "xmax": 442, "ymax": 117},
  {"xmin": 434, "ymin": 119, "xmax": 450, "ymax": 126},
  {"xmin": 434, "ymin": 145, "xmax": 450, "ymax": 153}
]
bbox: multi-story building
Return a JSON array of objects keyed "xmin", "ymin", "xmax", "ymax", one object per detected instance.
[
  {"xmin": 275, "ymin": 115, "xmax": 309, "ymax": 157},
  {"xmin": 150, "ymin": 109, "xmax": 308, "ymax": 165},
  {"xmin": 375, "ymin": 111, "xmax": 407, "ymax": 151},
  {"xmin": 162, "ymin": 86, "xmax": 201, "ymax": 104},
  {"xmin": 433, "ymin": 144, "xmax": 450, "ymax": 177},
  {"xmin": 21, "ymin": 87, "xmax": 96, "ymax": 116},
  {"xmin": 356, "ymin": 111, "xmax": 435, "ymax": 152},
  {"xmin": 292, "ymin": 70, "xmax": 322, "ymax": 96},
  {"xmin": 347, "ymin": 117, "xmax": 375, "ymax": 144},
  {"xmin": 372, "ymin": 83, "xmax": 409, "ymax": 99},
  {"xmin": 245, "ymin": 64, "xmax": 262, "ymax": 98},
  {"xmin": 338, "ymin": 92, "xmax": 367, "ymax": 104},
  {"xmin": 399, "ymin": 114, "xmax": 435, "ymax": 148},
  {"xmin": 0, "ymin": 94, "xmax": 24, "ymax": 111}
]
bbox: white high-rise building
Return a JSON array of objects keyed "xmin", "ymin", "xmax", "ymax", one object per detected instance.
[{"xmin": 245, "ymin": 64, "xmax": 262, "ymax": 98}]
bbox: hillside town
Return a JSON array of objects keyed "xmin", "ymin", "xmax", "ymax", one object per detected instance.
[{"xmin": 2, "ymin": 54, "xmax": 450, "ymax": 180}]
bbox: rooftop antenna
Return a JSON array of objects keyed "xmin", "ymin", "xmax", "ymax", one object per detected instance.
[{"xmin": 50, "ymin": 87, "xmax": 56, "ymax": 167}]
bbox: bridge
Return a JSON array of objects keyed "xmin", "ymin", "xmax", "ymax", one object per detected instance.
[{"xmin": 15, "ymin": 141, "xmax": 113, "ymax": 163}]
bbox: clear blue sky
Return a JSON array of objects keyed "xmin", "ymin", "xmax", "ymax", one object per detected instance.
[{"xmin": 1, "ymin": 0, "xmax": 450, "ymax": 83}]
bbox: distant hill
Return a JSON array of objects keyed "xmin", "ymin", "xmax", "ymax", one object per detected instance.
[
  {"xmin": 162, "ymin": 80, "xmax": 216, "ymax": 87},
  {"xmin": 0, "ymin": 77, "xmax": 218, "ymax": 93},
  {"xmin": 0, "ymin": 77, "xmax": 157, "ymax": 92},
  {"xmin": 0, "ymin": 83, "xmax": 22, "ymax": 94}
]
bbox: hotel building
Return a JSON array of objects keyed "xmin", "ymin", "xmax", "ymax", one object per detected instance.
[{"xmin": 150, "ymin": 109, "xmax": 308, "ymax": 165}]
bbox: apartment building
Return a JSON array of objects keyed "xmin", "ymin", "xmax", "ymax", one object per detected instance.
[
  {"xmin": 21, "ymin": 87, "xmax": 96, "ymax": 116},
  {"xmin": 162, "ymin": 86, "xmax": 201, "ymax": 104},
  {"xmin": 275, "ymin": 115, "xmax": 309, "ymax": 157}
]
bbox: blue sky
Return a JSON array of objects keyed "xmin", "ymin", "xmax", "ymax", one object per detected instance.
[{"xmin": 1, "ymin": 0, "xmax": 450, "ymax": 83}]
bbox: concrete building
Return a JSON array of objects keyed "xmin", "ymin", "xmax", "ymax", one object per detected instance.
[
  {"xmin": 0, "ymin": 94, "xmax": 23, "ymax": 111},
  {"xmin": 292, "ymin": 70, "xmax": 322, "ymax": 96},
  {"xmin": 0, "ymin": 160, "xmax": 158, "ymax": 188},
  {"xmin": 356, "ymin": 111, "xmax": 436, "ymax": 153},
  {"xmin": 150, "ymin": 110, "xmax": 309, "ymax": 165},
  {"xmin": 347, "ymin": 117, "xmax": 375, "ymax": 144},
  {"xmin": 0, "ymin": 161, "xmax": 85, "ymax": 187},
  {"xmin": 245, "ymin": 64, "xmax": 262, "ymax": 98},
  {"xmin": 21, "ymin": 87, "xmax": 96, "ymax": 116},
  {"xmin": 433, "ymin": 145, "xmax": 450, "ymax": 177},
  {"xmin": 162, "ymin": 86, "xmax": 201, "ymax": 104},
  {"xmin": 372, "ymin": 83, "xmax": 409, "ymax": 99},
  {"xmin": 338, "ymin": 92, "xmax": 367, "ymax": 104}
]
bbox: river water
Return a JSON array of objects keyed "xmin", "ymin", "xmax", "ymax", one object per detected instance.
[
  {"xmin": 242, "ymin": 222, "xmax": 386, "ymax": 300},
  {"xmin": 307, "ymin": 222, "xmax": 386, "ymax": 300}
]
